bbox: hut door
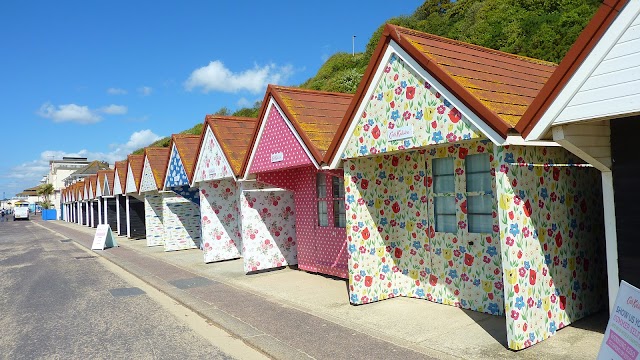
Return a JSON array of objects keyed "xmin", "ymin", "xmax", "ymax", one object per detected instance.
[{"xmin": 429, "ymin": 156, "xmax": 467, "ymax": 307}]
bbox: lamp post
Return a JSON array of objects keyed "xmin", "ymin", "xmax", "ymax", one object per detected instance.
[{"xmin": 352, "ymin": 35, "xmax": 356, "ymax": 56}]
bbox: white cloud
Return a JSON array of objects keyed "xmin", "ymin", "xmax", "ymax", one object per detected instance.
[
  {"xmin": 138, "ymin": 86, "xmax": 153, "ymax": 96},
  {"xmin": 37, "ymin": 102, "xmax": 129, "ymax": 124},
  {"xmin": 237, "ymin": 97, "xmax": 251, "ymax": 108},
  {"xmin": 185, "ymin": 60, "xmax": 294, "ymax": 94},
  {"xmin": 3, "ymin": 129, "xmax": 162, "ymax": 189},
  {"xmin": 107, "ymin": 87, "xmax": 127, "ymax": 95},
  {"xmin": 37, "ymin": 102, "xmax": 101, "ymax": 124},
  {"xmin": 100, "ymin": 104, "xmax": 128, "ymax": 115}
]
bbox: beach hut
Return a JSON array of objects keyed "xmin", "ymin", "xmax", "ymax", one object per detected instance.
[
  {"xmin": 88, "ymin": 174, "xmax": 100, "ymax": 228},
  {"xmin": 98, "ymin": 169, "xmax": 118, "ymax": 231},
  {"xmin": 160, "ymin": 134, "xmax": 202, "ymax": 251},
  {"xmin": 138, "ymin": 147, "xmax": 171, "ymax": 247},
  {"xmin": 242, "ymin": 85, "xmax": 353, "ymax": 278},
  {"xmin": 112, "ymin": 160, "xmax": 129, "ymax": 235},
  {"xmin": 324, "ymin": 24, "xmax": 606, "ymax": 350},
  {"xmin": 191, "ymin": 115, "xmax": 258, "ymax": 264},
  {"xmin": 124, "ymin": 154, "xmax": 146, "ymax": 239}
]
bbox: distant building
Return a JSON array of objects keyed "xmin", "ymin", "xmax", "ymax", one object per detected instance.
[
  {"xmin": 41, "ymin": 157, "xmax": 93, "ymax": 219},
  {"xmin": 62, "ymin": 159, "xmax": 111, "ymax": 187}
]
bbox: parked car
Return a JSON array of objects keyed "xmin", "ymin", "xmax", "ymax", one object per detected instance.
[{"xmin": 13, "ymin": 202, "xmax": 30, "ymax": 221}]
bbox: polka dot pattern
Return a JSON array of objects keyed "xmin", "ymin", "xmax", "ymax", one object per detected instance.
[
  {"xmin": 249, "ymin": 106, "xmax": 311, "ymax": 174},
  {"xmin": 258, "ymin": 166, "xmax": 347, "ymax": 279}
]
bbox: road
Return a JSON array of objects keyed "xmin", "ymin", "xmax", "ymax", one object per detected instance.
[{"xmin": 0, "ymin": 219, "xmax": 268, "ymax": 359}]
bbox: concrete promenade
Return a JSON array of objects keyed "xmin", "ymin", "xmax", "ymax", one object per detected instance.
[{"xmin": 38, "ymin": 219, "xmax": 607, "ymax": 359}]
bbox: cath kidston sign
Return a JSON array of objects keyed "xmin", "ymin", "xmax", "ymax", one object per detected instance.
[{"xmin": 598, "ymin": 281, "xmax": 640, "ymax": 360}]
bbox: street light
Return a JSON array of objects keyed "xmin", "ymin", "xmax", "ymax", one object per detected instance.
[{"xmin": 352, "ymin": 35, "xmax": 356, "ymax": 56}]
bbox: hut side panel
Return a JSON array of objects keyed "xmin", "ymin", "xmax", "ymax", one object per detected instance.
[
  {"xmin": 162, "ymin": 193, "xmax": 200, "ymax": 251},
  {"xmin": 144, "ymin": 194, "xmax": 164, "ymax": 246},
  {"xmin": 496, "ymin": 145, "xmax": 606, "ymax": 350},
  {"xmin": 200, "ymin": 179, "xmax": 242, "ymax": 263},
  {"xmin": 241, "ymin": 183, "xmax": 297, "ymax": 273}
]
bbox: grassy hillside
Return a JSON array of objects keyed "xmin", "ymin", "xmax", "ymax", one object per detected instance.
[{"xmin": 133, "ymin": 0, "xmax": 600, "ymax": 154}]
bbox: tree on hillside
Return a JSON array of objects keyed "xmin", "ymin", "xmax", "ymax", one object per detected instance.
[{"xmin": 214, "ymin": 107, "xmax": 230, "ymax": 116}]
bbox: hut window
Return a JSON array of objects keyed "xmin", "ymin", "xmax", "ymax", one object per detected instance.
[
  {"xmin": 317, "ymin": 173, "xmax": 328, "ymax": 226},
  {"xmin": 465, "ymin": 153, "xmax": 493, "ymax": 233},
  {"xmin": 318, "ymin": 201, "xmax": 329, "ymax": 227},
  {"xmin": 332, "ymin": 176, "xmax": 346, "ymax": 228},
  {"xmin": 432, "ymin": 157, "xmax": 456, "ymax": 233},
  {"xmin": 316, "ymin": 173, "xmax": 346, "ymax": 228}
]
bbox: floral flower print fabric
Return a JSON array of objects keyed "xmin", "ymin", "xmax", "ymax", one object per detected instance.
[
  {"xmin": 342, "ymin": 53, "xmax": 483, "ymax": 159},
  {"xmin": 241, "ymin": 182, "xmax": 298, "ymax": 273},
  {"xmin": 496, "ymin": 145, "xmax": 606, "ymax": 350},
  {"xmin": 200, "ymin": 179, "xmax": 243, "ymax": 263},
  {"xmin": 144, "ymin": 193, "xmax": 164, "ymax": 246}
]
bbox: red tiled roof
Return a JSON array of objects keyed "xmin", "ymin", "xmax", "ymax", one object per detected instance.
[
  {"xmin": 128, "ymin": 154, "xmax": 145, "ymax": 192},
  {"xmin": 204, "ymin": 115, "xmax": 258, "ymax": 176},
  {"xmin": 242, "ymin": 85, "xmax": 353, "ymax": 173},
  {"xmin": 516, "ymin": 0, "xmax": 628, "ymax": 137},
  {"xmin": 325, "ymin": 24, "xmax": 558, "ymax": 161},
  {"xmin": 171, "ymin": 134, "xmax": 201, "ymax": 183},
  {"xmin": 144, "ymin": 147, "xmax": 171, "ymax": 190},
  {"xmin": 114, "ymin": 160, "xmax": 127, "ymax": 192}
]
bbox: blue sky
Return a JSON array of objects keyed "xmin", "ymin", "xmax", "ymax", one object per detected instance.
[{"xmin": 0, "ymin": 0, "xmax": 420, "ymax": 198}]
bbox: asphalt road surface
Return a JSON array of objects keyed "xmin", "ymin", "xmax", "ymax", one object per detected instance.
[{"xmin": 0, "ymin": 219, "xmax": 267, "ymax": 359}]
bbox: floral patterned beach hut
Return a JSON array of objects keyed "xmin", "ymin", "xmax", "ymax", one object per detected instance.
[
  {"xmin": 324, "ymin": 24, "xmax": 607, "ymax": 350},
  {"xmin": 191, "ymin": 115, "xmax": 259, "ymax": 265},
  {"xmin": 139, "ymin": 147, "xmax": 171, "ymax": 247},
  {"xmin": 517, "ymin": 0, "xmax": 635, "ymax": 308},
  {"xmin": 124, "ymin": 154, "xmax": 147, "ymax": 239},
  {"xmin": 112, "ymin": 160, "xmax": 129, "ymax": 236},
  {"xmin": 160, "ymin": 134, "xmax": 202, "ymax": 251},
  {"xmin": 242, "ymin": 85, "xmax": 353, "ymax": 278}
]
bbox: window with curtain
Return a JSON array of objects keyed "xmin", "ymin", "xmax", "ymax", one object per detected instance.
[
  {"xmin": 466, "ymin": 153, "xmax": 493, "ymax": 233},
  {"xmin": 316, "ymin": 173, "xmax": 328, "ymax": 227},
  {"xmin": 432, "ymin": 157, "xmax": 456, "ymax": 233},
  {"xmin": 332, "ymin": 176, "xmax": 346, "ymax": 228},
  {"xmin": 316, "ymin": 173, "xmax": 346, "ymax": 228}
]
